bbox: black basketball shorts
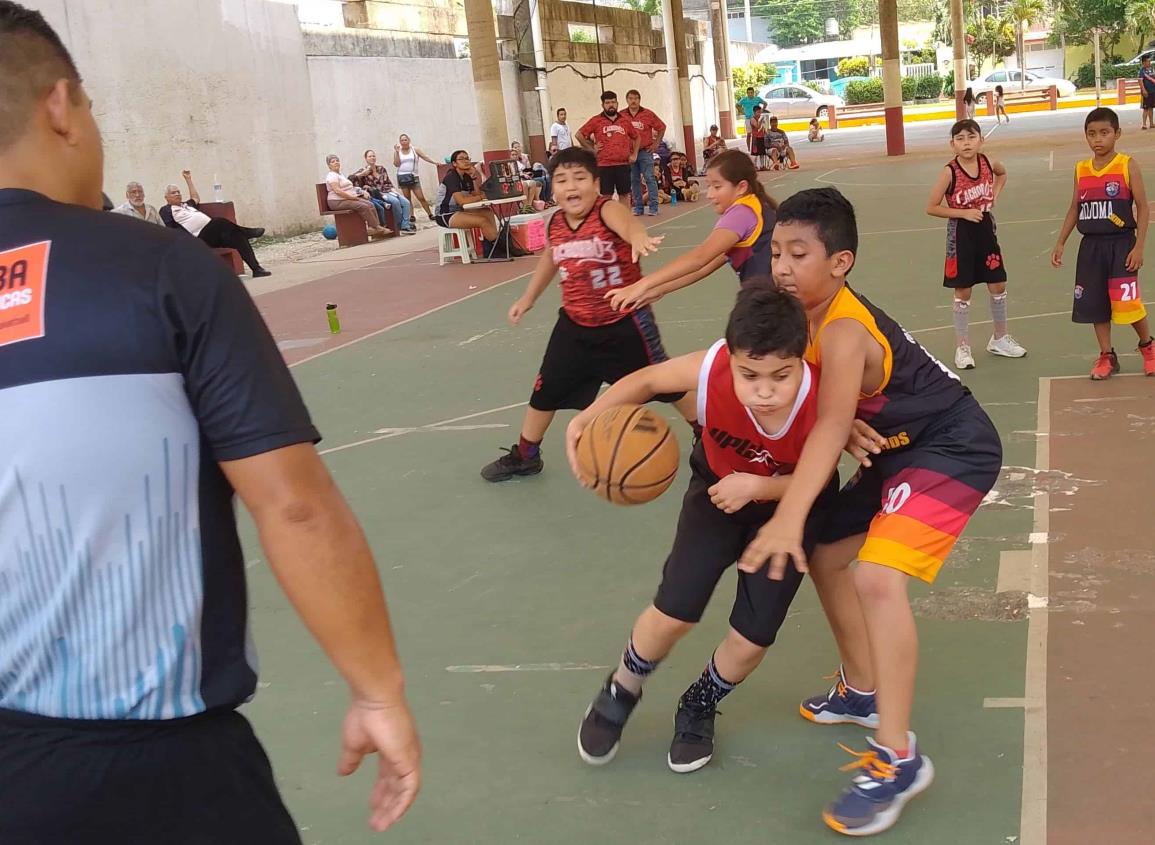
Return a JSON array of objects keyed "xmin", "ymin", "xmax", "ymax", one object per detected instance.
[
  {"xmin": 599, "ymin": 164, "xmax": 632, "ymax": 198},
  {"xmin": 943, "ymin": 212, "xmax": 1008, "ymax": 288},
  {"xmin": 1073, "ymin": 232, "xmax": 1147, "ymax": 325}
]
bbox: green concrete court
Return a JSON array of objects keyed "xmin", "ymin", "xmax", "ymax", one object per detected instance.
[{"xmin": 237, "ymin": 109, "xmax": 1154, "ymax": 844}]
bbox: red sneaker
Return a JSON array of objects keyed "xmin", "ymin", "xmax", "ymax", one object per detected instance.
[
  {"xmin": 1140, "ymin": 341, "xmax": 1155, "ymax": 376},
  {"xmin": 1090, "ymin": 350, "xmax": 1120, "ymax": 380}
]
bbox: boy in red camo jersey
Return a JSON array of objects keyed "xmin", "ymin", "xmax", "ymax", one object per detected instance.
[
  {"xmin": 576, "ymin": 91, "xmax": 641, "ymax": 206},
  {"xmin": 480, "ymin": 147, "xmax": 697, "ymax": 482}
]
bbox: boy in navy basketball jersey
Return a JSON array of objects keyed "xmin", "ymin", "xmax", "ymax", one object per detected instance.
[
  {"xmin": 480, "ymin": 147, "xmax": 697, "ymax": 482},
  {"xmin": 562, "ymin": 283, "xmax": 836, "ymax": 774},
  {"xmin": 926, "ymin": 119, "xmax": 1026, "ymax": 370}
]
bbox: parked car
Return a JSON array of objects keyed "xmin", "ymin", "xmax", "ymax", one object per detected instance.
[
  {"xmin": 757, "ymin": 83, "xmax": 844, "ymax": 119},
  {"xmin": 1116, "ymin": 48, "xmax": 1155, "ymax": 67},
  {"xmin": 968, "ymin": 69, "xmax": 1076, "ymax": 98}
]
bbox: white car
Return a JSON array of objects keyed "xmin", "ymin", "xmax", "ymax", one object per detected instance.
[
  {"xmin": 756, "ymin": 83, "xmax": 844, "ymax": 119},
  {"xmin": 968, "ymin": 69, "xmax": 1076, "ymax": 98}
]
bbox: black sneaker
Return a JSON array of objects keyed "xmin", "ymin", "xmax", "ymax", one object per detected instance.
[
  {"xmin": 667, "ymin": 702, "xmax": 717, "ymax": 773},
  {"xmin": 480, "ymin": 445, "xmax": 543, "ymax": 482},
  {"xmin": 578, "ymin": 675, "xmax": 640, "ymax": 765}
]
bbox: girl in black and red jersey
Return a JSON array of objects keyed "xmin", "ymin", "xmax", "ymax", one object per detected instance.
[
  {"xmin": 561, "ymin": 283, "xmax": 836, "ymax": 775},
  {"xmin": 479, "ymin": 147, "xmax": 698, "ymax": 483},
  {"xmin": 926, "ymin": 119, "xmax": 1027, "ymax": 370},
  {"xmin": 605, "ymin": 150, "xmax": 778, "ymax": 316}
]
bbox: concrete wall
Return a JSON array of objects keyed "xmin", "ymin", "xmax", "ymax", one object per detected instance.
[
  {"xmin": 28, "ymin": 0, "xmax": 320, "ymax": 234},
  {"xmin": 308, "ymin": 56, "xmax": 525, "ymax": 186}
]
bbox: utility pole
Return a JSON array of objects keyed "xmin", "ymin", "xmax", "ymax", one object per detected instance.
[
  {"xmin": 880, "ymin": 0, "xmax": 904, "ymax": 155},
  {"xmin": 951, "ymin": 0, "xmax": 965, "ymax": 120}
]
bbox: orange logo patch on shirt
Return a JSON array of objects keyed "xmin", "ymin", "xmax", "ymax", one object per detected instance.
[{"xmin": 0, "ymin": 241, "xmax": 50, "ymax": 349}]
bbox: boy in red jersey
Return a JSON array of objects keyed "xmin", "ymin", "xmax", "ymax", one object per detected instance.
[
  {"xmin": 927, "ymin": 119, "xmax": 1026, "ymax": 370},
  {"xmin": 1051, "ymin": 107, "xmax": 1155, "ymax": 378},
  {"xmin": 563, "ymin": 283, "xmax": 837, "ymax": 775},
  {"xmin": 480, "ymin": 147, "xmax": 697, "ymax": 482}
]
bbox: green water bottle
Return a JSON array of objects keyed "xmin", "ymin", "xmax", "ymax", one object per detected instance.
[{"xmin": 326, "ymin": 303, "xmax": 341, "ymax": 334}]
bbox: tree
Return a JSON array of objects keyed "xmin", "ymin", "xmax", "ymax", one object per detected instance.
[
  {"xmin": 621, "ymin": 0, "xmax": 661, "ymax": 15},
  {"xmin": 967, "ymin": 16, "xmax": 1015, "ymax": 72},
  {"xmin": 837, "ymin": 56, "xmax": 870, "ymax": 76},
  {"xmin": 1126, "ymin": 0, "xmax": 1155, "ymax": 52},
  {"xmin": 1052, "ymin": 0, "xmax": 1128, "ymax": 52},
  {"xmin": 754, "ymin": 0, "xmax": 826, "ymax": 47},
  {"xmin": 732, "ymin": 62, "xmax": 776, "ymax": 98},
  {"xmin": 1008, "ymin": 0, "xmax": 1046, "ymax": 88}
]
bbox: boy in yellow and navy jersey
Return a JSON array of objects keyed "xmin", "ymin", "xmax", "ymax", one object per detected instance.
[{"xmin": 1052, "ymin": 107, "xmax": 1155, "ymax": 378}]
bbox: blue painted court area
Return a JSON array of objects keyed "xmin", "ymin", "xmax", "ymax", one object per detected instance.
[{"xmin": 238, "ymin": 108, "xmax": 1153, "ymax": 844}]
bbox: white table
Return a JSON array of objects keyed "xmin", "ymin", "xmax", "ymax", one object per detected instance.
[{"xmin": 463, "ymin": 195, "xmax": 528, "ymax": 261}]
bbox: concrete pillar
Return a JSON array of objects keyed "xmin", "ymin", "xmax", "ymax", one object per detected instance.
[
  {"xmin": 661, "ymin": 0, "xmax": 684, "ymax": 152},
  {"xmin": 950, "ymin": 0, "xmax": 965, "ymax": 120},
  {"xmin": 710, "ymin": 0, "xmax": 734, "ymax": 138},
  {"xmin": 879, "ymin": 0, "xmax": 904, "ymax": 156},
  {"xmin": 530, "ymin": 0, "xmax": 552, "ymax": 162},
  {"xmin": 515, "ymin": 0, "xmax": 547, "ymax": 164},
  {"xmin": 668, "ymin": 0, "xmax": 696, "ymax": 162},
  {"xmin": 464, "ymin": 0, "xmax": 509, "ymax": 163}
]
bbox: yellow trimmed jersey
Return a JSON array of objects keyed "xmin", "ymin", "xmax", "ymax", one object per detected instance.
[
  {"xmin": 806, "ymin": 285, "xmax": 970, "ymax": 446},
  {"xmin": 1076, "ymin": 153, "xmax": 1136, "ymax": 236}
]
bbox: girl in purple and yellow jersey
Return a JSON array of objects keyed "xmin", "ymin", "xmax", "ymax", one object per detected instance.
[
  {"xmin": 1052, "ymin": 107, "xmax": 1155, "ymax": 379},
  {"xmin": 605, "ymin": 150, "xmax": 777, "ymax": 313}
]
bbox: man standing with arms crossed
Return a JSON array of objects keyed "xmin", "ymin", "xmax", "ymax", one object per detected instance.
[
  {"xmin": 0, "ymin": 4, "xmax": 420, "ymax": 843},
  {"xmin": 576, "ymin": 91, "xmax": 640, "ymax": 207},
  {"xmin": 624, "ymin": 89, "xmax": 667, "ymax": 217}
]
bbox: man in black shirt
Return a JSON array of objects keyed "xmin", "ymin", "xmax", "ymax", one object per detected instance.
[{"xmin": 0, "ymin": 4, "xmax": 420, "ymax": 842}]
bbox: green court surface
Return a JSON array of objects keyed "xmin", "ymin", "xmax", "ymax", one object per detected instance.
[{"xmin": 239, "ymin": 111, "xmax": 1153, "ymax": 843}]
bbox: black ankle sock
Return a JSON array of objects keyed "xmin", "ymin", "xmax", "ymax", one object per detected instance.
[{"xmin": 680, "ymin": 656, "xmax": 738, "ymax": 710}]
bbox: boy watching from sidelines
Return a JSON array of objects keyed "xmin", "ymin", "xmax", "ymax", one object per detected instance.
[
  {"xmin": 738, "ymin": 188, "xmax": 1003, "ymax": 836},
  {"xmin": 926, "ymin": 118, "xmax": 1027, "ymax": 369},
  {"xmin": 480, "ymin": 147, "xmax": 698, "ymax": 482},
  {"xmin": 1051, "ymin": 107, "xmax": 1155, "ymax": 378},
  {"xmin": 564, "ymin": 283, "xmax": 837, "ymax": 774},
  {"xmin": 766, "ymin": 116, "xmax": 799, "ymax": 171}
]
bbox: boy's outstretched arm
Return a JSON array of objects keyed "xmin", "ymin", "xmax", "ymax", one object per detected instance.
[
  {"xmin": 606, "ymin": 228, "xmax": 739, "ymax": 311},
  {"xmin": 1126, "ymin": 160, "xmax": 1148, "ymax": 272},
  {"xmin": 601, "ymin": 199, "xmax": 664, "ymax": 261},
  {"xmin": 737, "ymin": 319, "xmax": 868, "ymax": 579},
  {"xmin": 565, "ymin": 351, "xmax": 705, "ymax": 483},
  {"xmin": 508, "ymin": 249, "xmax": 557, "ymax": 324},
  {"xmin": 1051, "ymin": 172, "xmax": 1080, "ymax": 267}
]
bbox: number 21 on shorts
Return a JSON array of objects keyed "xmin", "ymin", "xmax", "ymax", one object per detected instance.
[{"xmin": 1108, "ymin": 275, "xmax": 1147, "ymax": 324}]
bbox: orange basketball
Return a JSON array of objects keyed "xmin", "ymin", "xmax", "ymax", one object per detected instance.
[{"xmin": 576, "ymin": 405, "xmax": 680, "ymax": 505}]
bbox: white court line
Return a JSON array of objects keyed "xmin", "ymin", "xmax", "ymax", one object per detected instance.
[
  {"xmin": 445, "ymin": 663, "xmax": 611, "ymax": 673},
  {"xmin": 860, "ymin": 217, "xmax": 1062, "ymax": 237},
  {"xmin": 1019, "ymin": 376, "xmax": 1052, "ymax": 845},
  {"xmin": 985, "ymin": 122, "xmax": 1001, "ymax": 141},
  {"xmin": 909, "ymin": 309, "xmax": 1070, "ymax": 335},
  {"xmin": 318, "ymin": 401, "xmax": 527, "ymax": 456}
]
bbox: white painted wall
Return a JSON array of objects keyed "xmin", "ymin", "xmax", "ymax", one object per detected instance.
[
  {"xmin": 307, "ymin": 56, "xmax": 525, "ymax": 185},
  {"xmin": 27, "ymin": 0, "xmax": 320, "ymax": 234}
]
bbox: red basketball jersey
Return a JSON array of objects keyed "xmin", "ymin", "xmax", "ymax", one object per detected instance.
[
  {"xmin": 548, "ymin": 196, "xmax": 640, "ymax": 327},
  {"xmin": 945, "ymin": 154, "xmax": 995, "ymax": 211},
  {"xmin": 697, "ymin": 339, "xmax": 819, "ymax": 479}
]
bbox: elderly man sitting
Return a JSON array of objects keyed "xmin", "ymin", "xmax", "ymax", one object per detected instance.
[
  {"xmin": 160, "ymin": 169, "xmax": 271, "ymax": 277},
  {"xmin": 111, "ymin": 182, "xmax": 162, "ymax": 224}
]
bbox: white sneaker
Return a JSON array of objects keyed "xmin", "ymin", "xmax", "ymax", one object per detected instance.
[
  {"xmin": 954, "ymin": 344, "xmax": 976, "ymax": 370},
  {"xmin": 987, "ymin": 334, "xmax": 1027, "ymax": 358}
]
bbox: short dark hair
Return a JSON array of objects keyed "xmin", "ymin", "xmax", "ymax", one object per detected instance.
[
  {"xmin": 1085, "ymin": 107, "xmax": 1120, "ymax": 131},
  {"xmin": 557, "ymin": 106, "xmax": 566, "ymax": 115},
  {"xmin": 747, "ymin": 86, "xmax": 755, "ymax": 92},
  {"xmin": 0, "ymin": 1, "xmax": 81, "ymax": 150},
  {"xmin": 626, "ymin": 89, "xmax": 641, "ymax": 98},
  {"xmin": 547, "ymin": 145, "xmax": 598, "ymax": 178},
  {"xmin": 950, "ymin": 118, "xmax": 982, "ymax": 137},
  {"xmin": 725, "ymin": 281, "xmax": 808, "ymax": 360},
  {"xmin": 775, "ymin": 187, "xmax": 858, "ymax": 259},
  {"xmin": 601, "ymin": 90, "xmax": 617, "ymax": 102},
  {"xmin": 768, "ymin": 115, "xmax": 779, "ymax": 122}
]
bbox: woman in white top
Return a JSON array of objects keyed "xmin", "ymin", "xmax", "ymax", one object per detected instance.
[
  {"xmin": 393, "ymin": 134, "xmax": 439, "ymax": 223},
  {"xmin": 325, "ymin": 155, "xmax": 389, "ymax": 238}
]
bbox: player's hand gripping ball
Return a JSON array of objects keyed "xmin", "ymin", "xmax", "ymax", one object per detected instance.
[{"xmin": 575, "ymin": 405, "xmax": 680, "ymax": 505}]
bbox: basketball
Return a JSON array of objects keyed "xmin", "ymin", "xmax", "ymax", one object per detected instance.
[
  {"xmin": 576, "ymin": 405, "xmax": 680, "ymax": 505},
  {"xmin": 322, "ymin": 224, "xmax": 337, "ymax": 240}
]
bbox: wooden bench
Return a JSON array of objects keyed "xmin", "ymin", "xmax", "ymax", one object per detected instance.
[
  {"xmin": 197, "ymin": 200, "xmax": 244, "ymax": 275},
  {"xmin": 1117, "ymin": 77, "xmax": 1145, "ymax": 105},
  {"xmin": 826, "ymin": 103, "xmax": 886, "ymax": 129},
  {"xmin": 314, "ymin": 184, "xmax": 396, "ymax": 248},
  {"xmin": 986, "ymin": 85, "xmax": 1058, "ymax": 114}
]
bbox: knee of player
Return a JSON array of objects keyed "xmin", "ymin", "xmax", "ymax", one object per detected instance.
[
  {"xmin": 852, "ymin": 561, "xmax": 909, "ymax": 603},
  {"xmin": 723, "ymin": 626, "xmax": 769, "ymax": 658},
  {"xmin": 952, "ymin": 297, "xmax": 970, "ymax": 312},
  {"xmin": 645, "ymin": 604, "xmax": 696, "ymax": 637}
]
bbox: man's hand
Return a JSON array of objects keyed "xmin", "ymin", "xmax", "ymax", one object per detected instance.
[
  {"xmin": 629, "ymin": 232, "xmax": 664, "ymax": 262},
  {"xmin": 508, "ymin": 297, "xmax": 533, "ymax": 325},
  {"xmin": 708, "ymin": 473, "xmax": 760, "ymax": 514},
  {"xmin": 958, "ymin": 208, "xmax": 984, "ymax": 223},
  {"xmin": 846, "ymin": 419, "xmax": 886, "ymax": 468},
  {"xmin": 606, "ymin": 281, "xmax": 659, "ymax": 312},
  {"xmin": 629, "ymin": 152, "xmax": 638, "ymax": 164},
  {"xmin": 338, "ymin": 700, "xmax": 422, "ymax": 832},
  {"xmin": 181, "ymin": 170, "xmax": 192, "ymax": 180},
  {"xmin": 737, "ymin": 513, "xmax": 807, "ymax": 580},
  {"xmin": 1050, "ymin": 242, "xmax": 1065, "ymax": 268},
  {"xmin": 1126, "ymin": 244, "xmax": 1145, "ymax": 272},
  {"xmin": 565, "ymin": 416, "xmax": 595, "ymax": 487}
]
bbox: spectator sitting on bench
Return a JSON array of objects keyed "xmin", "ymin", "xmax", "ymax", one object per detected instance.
[
  {"xmin": 111, "ymin": 181, "xmax": 162, "ymax": 225},
  {"xmin": 161, "ymin": 170, "xmax": 271, "ymax": 277},
  {"xmin": 434, "ymin": 149, "xmax": 511, "ymax": 256},
  {"xmin": 765, "ymin": 116, "xmax": 799, "ymax": 170},
  {"xmin": 510, "ymin": 141, "xmax": 545, "ymax": 210},
  {"xmin": 351, "ymin": 149, "xmax": 416, "ymax": 236},
  {"xmin": 323, "ymin": 155, "xmax": 389, "ymax": 240},
  {"xmin": 667, "ymin": 152, "xmax": 699, "ymax": 201},
  {"xmin": 702, "ymin": 124, "xmax": 725, "ymax": 171}
]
